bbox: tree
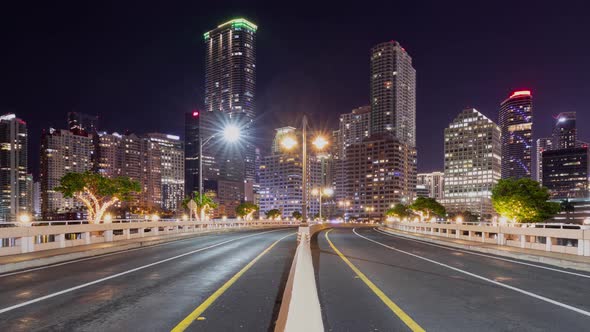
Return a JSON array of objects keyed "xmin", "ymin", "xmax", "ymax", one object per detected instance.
[
  {"xmin": 409, "ymin": 197, "xmax": 446, "ymax": 220},
  {"xmin": 55, "ymin": 171, "xmax": 141, "ymax": 224},
  {"xmin": 385, "ymin": 204, "xmax": 412, "ymax": 219},
  {"xmin": 291, "ymin": 211, "xmax": 302, "ymax": 220},
  {"xmin": 182, "ymin": 193, "xmax": 218, "ymax": 221},
  {"xmin": 265, "ymin": 209, "xmax": 281, "ymax": 220},
  {"xmin": 236, "ymin": 202, "xmax": 259, "ymax": 220},
  {"xmin": 492, "ymin": 178, "xmax": 560, "ymax": 223}
]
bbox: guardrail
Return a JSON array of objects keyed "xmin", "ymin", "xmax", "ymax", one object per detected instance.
[
  {"xmin": 0, "ymin": 219, "xmax": 296, "ymax": 257},
  {"xmin": 386, "ymin": 221, "xmax": 590, "ymax": 256}
]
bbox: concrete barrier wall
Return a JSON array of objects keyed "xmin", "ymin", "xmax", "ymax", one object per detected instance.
[
  {"xmin": 388, "ymin": 221, "xmax": 590, "ymax": 257},
  {"xmin": 0, "ymin": 220, "xmax": 294, "ymax": 256}
]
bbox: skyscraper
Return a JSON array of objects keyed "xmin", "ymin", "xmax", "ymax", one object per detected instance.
[
  {"xmin": 147, "ymin": 133, "xmax": 184, "ymax": 212},
  {"xmin": 333, "ymin": 106, "xmax": 371, "ymax": 204},
  {"xmin": 536, "ymin": 137, "xmax": 553, "ymax": 183},
  {"xmin": 95, "ymin": 132, "xmax": 163, "ymax": 212},
  {"xmin": 442, "ymin": 109, "xmax": 501, "ymax": 217},
  {"xmin": 41, "ymin": 128, "xmax": 94, "ymax": 219},
  {"xmin": 344, "ymin": 135, "xmax": 417, "ymax": 220},
  {"xmin": 542, "ymin": 147, "xmax": 589, "ymax": 199},
  {"xmin": 259, "ymin": 127, "xmax": 320, "ymax": 219},
  {"xmin": 370, "ymin": 41, "xmax": 416, "ymax": 145},
  {"xmin": 204, "ymin": 18, "xmax": 257, "ymax": 182},
  {"xmin": 0, "ymin": 114, "xmax": 28, "ymax": 222},
  {"xmin": 416, "ymin": 172, "xmax": 445, "ymax": 201},
  {"xmin": 553, "ymin": 112, "xmax": 577, "ymax": 149},
  {"xmin": 204, "ymin": 18, "xmax": 257, "ymax": 119},
  {"xmin": 499, "ymin": 90, "xmax": 533, "ymax": 179}
]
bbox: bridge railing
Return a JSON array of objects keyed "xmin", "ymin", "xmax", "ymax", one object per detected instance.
[
  {"xmin": 386, "ymin": 220, "xmax": 590, "ymax": 256},
  {"xmin": 0, "ymin": 219, "xmax": 296, "ymax": 256}
]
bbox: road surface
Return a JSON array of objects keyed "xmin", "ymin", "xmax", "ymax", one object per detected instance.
[
  {"xmin": 0, "ymin": 227, "xmax": 296, "ymax": 332},
  {"xmin": 313, "ymin": 227, "xmax": 590, "ymax": 332}
]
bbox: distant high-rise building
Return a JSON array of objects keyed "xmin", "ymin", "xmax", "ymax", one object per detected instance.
[
  {"xmin": 344, "ymin": 135, "xmax": 416, "ymax": 220},
  {"xmin": 259, "ymin": 127, "xmax": 320, "ymax": 219},
  {"xmin": 499, "ymin": 90, "xmax": 533, "ymax": 179},
  {"xmin": 96, "ymin": 132, "xmax": 162, "ymax": 211},
  {"xmin": 204, "ymin": 18, "xmax": 257, "ymax": 182},
  {"xmin": 147, "ymin": 133, "xmax": 184, "ymax": 211},
  {"xmin": 41, "ymin": 128, "xmax": 94, "ymax": 219},
  {"xmin": 370, "ymin": 41, "xmax": 416, "ymax": 145},
  {"xmin": 0, "ymin": 114, "xmax": 28, "ymax": 222},
  {"xmin": 542, "ymin": 147, "xmax": 589, "ymax": 199},
  {"xmin": 553, "ymin": 112, "xmax": 577, "ymax": 149},
  {"xmin": 442, "ymin": 109, "xmax": 501, "ymax": 217},
  {"xmin": 336, "ymin": 106, "xmax": 371, "ymax": 160},
  {"xmin": 417, "ymin": 172, "xmax": 445, "ymax": 201},
  {"xmin": 536, "ymin": 137, "xmax": 553, "ymax": 183},
  {"xmin": 67, "ymin": 112, "xmax": 99, "ymax": 134}
]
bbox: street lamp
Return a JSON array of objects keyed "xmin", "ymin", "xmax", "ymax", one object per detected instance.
[
  {"xmin": 312, "ymin": 187, "xmax": 333, "ymax": 221},
  {"xmin": 279, "ymin": 117, "xmax": 330, "ymax": 223},
  {"xmin": 198, "ymin": 122, "xmax": 242, "ymax": 220}
]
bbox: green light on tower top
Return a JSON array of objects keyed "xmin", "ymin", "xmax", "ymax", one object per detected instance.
[{"xmin": 204, "ymin": 18, "xmax": 257, "ymax": 40}]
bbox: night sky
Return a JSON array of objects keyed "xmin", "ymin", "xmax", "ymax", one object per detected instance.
[{"xmin": 1, "ymin": 1, "xmax": 589, "ymax": 178}]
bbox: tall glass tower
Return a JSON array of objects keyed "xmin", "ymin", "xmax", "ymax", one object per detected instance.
[
  {"xmin": 204, "ymin": 18, "xmax": 257, "ymax": 182},
  {"xmin": 499, "ymin": 90, "xmax": 533, "ymax": 179},
  {"xmin": 370, "ymin": 41, "xmax": 416, "ymax": 146}
]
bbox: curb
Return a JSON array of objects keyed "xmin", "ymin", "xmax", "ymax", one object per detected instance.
[
  {"xmin": 0, "ymin": 226, "xmax": 288, "ymax": 275},
  {"xmin": 379, "ymin": 227, "xmax": 590, "ymax": 273}
]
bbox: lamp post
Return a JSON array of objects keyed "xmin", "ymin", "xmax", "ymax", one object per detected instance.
[
  {"xmin": 279, "ymin": 117, "xmax": 329, "ymax": 223},
  {"xmin": 312, "ymin": 187, "xmax": 334, "ymax": 221},
  {"xmin": 198, "ymin": 123, "xmax": 241, "ymax": 220}
]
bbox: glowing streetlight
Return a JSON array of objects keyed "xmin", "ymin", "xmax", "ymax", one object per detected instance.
[
  {"xmin": 280, "ymin": 136, "xmax": 297, "ymax": 150},
  {"xmin": 18, "ymin": 214, "xmax": 31, "ymax": 223},
  {"xmin": 312, "ymin": 136, "xmax": 329, "ymax": 150},
  {"xmin": 198, "ymin": 122, "xmax": 242, "ymax": 219},
  {"xmin": 152, "ymin": 214, "xmax": 160, "ymax": 221},
  {"xmin": 223, "ymin": 124, "xmax": 241, "ymax": 143},
  {"xmin": 181, "ymin": 214, "xmax": 189, "ymax": 221},
  {"xmin": 104, "ymin": 214, "xmax": 113, "ymax": 223}
]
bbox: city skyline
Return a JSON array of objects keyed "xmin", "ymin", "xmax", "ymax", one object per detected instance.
[{"xmin": 1, "ymin": 3, "xmax": 590, "ymax": 178}]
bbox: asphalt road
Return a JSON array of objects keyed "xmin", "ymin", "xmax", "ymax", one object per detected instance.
[
  {"xmin": 313, "ymin": 227, "xmax": 590, "ymax": 332},
  {"xmin": 0, "ymin": 227, "xmax": 296, "ymax": 332}
]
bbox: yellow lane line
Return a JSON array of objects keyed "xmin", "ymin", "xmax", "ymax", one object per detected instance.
[
  {"xmin": 325, "ymin": 229, "xmax": 425, "ymax": 332},
  {"xmin": 171, "ymin": 232, "xmax": 294, "ymax": 332}
]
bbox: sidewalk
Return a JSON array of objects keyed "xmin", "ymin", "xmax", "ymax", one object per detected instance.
[
  {"xmin": 379, "ymin": 226, "xmax": 590, "ymax": 273},
  {"xmin": 0, "ymin": 226, "xmax": 280, "ymax": 274}
]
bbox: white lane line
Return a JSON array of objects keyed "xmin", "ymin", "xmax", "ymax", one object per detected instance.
[
  {"xmin": 372, "ymin": 227, "xmax": 590, "ymax": 279},
  {"xmin": 353, "ymin": 228, "xmax": 590, "ymax": 318},
  {"xmin": 0, "ymin": 229, "xmax": 287, "ymax": 314},
  {"xmin": 0, "ymin": 228, "xmax": 284, "ymax": 278}
]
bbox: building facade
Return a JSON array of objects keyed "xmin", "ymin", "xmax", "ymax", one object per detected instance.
[
  {"xmin": 259, "ymin": 127, "xmax": 321, "ymax": 219},
  {"xmin": 370, "ymin": 41, "xmax": 416, "ymax": 146},
  {"xmin": 204, "ymin": 18, "xmax": 257, "ymax": 182},
  {"xmin": 536, "ymin": 137, "xmax": 553, "ymax": 183},
  {"xmin": 442, "ymin": 109, "xmax": 501, "ymax": 217},
  {"xmin": 416, "ymin": 172, "xmax": 444, "ymax": 201},
  {"xmin": 344, "ymin": 135, "xmax": 416, "ymax": 220},
  {"xmin": 553, "ymin": 112, "xmax": 577, "ymax": 149},
  {"xmin": 147, "ymin": 133, "xmax": 184, "ymax": 212},
  {"xmin": 542, "ymin": 147, "xmax": 589, "ymax": 199},
  {"xmin": 41, "ymin": 129, "xmax": 94, "ymax": 219},
  {"xmin": 95, "ymin": 132, "xmax": 163, "ymax": 212},
  {"xmin": 499, "ymin": 90, "xmax": 533, "ymax": 179},
  {"xmin": 0, "ymin": 114, "xmax": 28, "ymax": 222}
]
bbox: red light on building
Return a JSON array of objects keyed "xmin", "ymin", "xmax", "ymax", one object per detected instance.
[
  {"xmin": 510, "ymin": 90, "xmax": 532, "ymax": 98},
  {"xmin": 192, "ymin": 111, "xmax": 200, "ymax": 117}
]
